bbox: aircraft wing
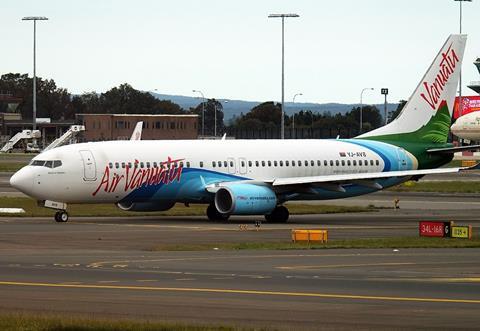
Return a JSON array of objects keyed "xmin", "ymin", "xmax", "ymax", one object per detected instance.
[
  {"xmin": 205, "ymin": 166, "xmax": 477, "ymax": 193},
  {"xmin": 427, "ymin": 145, "xmax": 480, "ymax": 154},
  {"xmin": 271, "ymin": 167, "xmax": 465, "ymax": 188}
]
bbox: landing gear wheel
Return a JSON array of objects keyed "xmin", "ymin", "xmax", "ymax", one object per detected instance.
[
  {"xmin": 206, "ymin": 204, "xmax": 229, "ymax": 222},
  {"xmin": 55, "ymin": 211, "xmax": 69, "ymax": 223},
  {"xmin": 265, "ymin": 205, "xmax": 289, "ymax": 223}
]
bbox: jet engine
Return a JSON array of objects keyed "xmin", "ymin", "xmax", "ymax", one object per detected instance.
[
  {"xmin": 116, "ymin": 200, "xmax": 175, "ymax": 212},
  {"xmin": 214, "ymin": 184, "xmax": 277, "ymax": 215}
]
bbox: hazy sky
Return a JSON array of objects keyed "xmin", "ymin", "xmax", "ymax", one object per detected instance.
[{"xmin": 2, "ymin": 0, "xmax": 479, "ymax": 105}]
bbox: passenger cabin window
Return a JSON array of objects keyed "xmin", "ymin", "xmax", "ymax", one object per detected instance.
[
  {"xmin": 341, "ymin": 160, "xmax": 345, "ymax": 166},
  {"xmin": 186, "ymin": 161, "xmax": 190, "ymax": 168},
  {"xmin": 324, "ymin": 160, "xmax": 328, "ymax": 166},
  {"xmin": 248, "ymin": 161, "xmax": 252, "ymax": 167},
  {"xmin": 229, "ymin": 161, "xmax": 234, "ymax": 167},
  {"xmin": 347, "ymin": 160, "xmax": 351, "ymax": 166},
  {"xmin": 122, "ymin": 162, "xmax": 126, "ymax": 168},
  {"xmin": 146, "ymin": 162, "xmax": 151, "ymax": 168},
  {"xmin": 375, "ymin": 160, "xmax": 380, "ymax": 166},
  {"xmin": 140, "ymin": 162, "xmax": 144, "ymax": 168},
  {"xmin": 292, "ymin": 161, "xmax": 295, "ymax": 167},
  {"xmin": 115, "ymin": 162, "xmax": 119, "ymax": 169},
  {"xmin": 274, "ymin": 161, "xmax": 278, "ymax": 167},
  {"xmin": 336, "ymin": 160, "xmax": 340, "ymax": 166},
  {"xmin": 212, "ymin": 161, "xmax": 216, "ymax": 168},
  {"xmin": 268, "ymin": 161, "xmax": 272, "ymax": 167},
  {"xmin": 285, "ymin": 160, "xmax": 289, "ymax": 166},
  {"xmin": 255, "ymin": 161, "xmax": 259, "ymax": 167},
  {"xmin": 330, "ymin": 160, "xmax": 334, "ymax": 166},
  {"xmin": 200, "ymin": 161, "xmax": 204, "ymax": 168},
  {"xmin": 279, "ymin": 160, "xmax": 283, "ymax": 167},
  {"xmin": 310, "ymin": 160, "xmax": 314, "ymax": 166},
  {"xmin": 262, "ymin": 161, "xmax": 266, "ymax": 167},
  {"xmin": 370, "ymin": 160, "xmax": 374, "ymax": 166},
  {"xmin": 223, "ymin": 161, "xmax": 227, "ymax": 167}
]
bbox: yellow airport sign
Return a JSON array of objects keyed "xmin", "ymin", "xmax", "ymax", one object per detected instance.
[{"xmin": 451, "ymin": 226, "xmax": 472, "ymax": 239}]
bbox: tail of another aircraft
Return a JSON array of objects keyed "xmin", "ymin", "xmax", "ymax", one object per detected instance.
[
  {"xmin": 130, "ymin": 121, "xmax": 143, "ymax": 141},
  {"xmin": 358, "ymin": 34, "xmax": 467, "ymax": 145}
]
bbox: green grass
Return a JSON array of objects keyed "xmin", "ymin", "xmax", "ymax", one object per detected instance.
[
  {"xmin": 0, "ymin": 197, "xmax": 376, "ymax": 217},
  {"xmin": 389, "ymin": 181, "xmax": 480, "ymax": 193},
  {"xmin": 0, "ymin": 162, "xmax": 26, "ymax": 172},
  {"xmin": 0, "ymin": 312, "xmax": 254, "ymax": 331},
  {"xmin": 149, "ymin": 236, "xmax": 480, "ymax": 251}
]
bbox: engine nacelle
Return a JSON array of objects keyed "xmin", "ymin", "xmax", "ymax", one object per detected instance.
[
  {"xmin": 116, "ymin": 200, "xmax": 175, "ymax": 212},
  {"xmin": 214, "ymin": 184, "xmax": 277, "ymax": 215}
]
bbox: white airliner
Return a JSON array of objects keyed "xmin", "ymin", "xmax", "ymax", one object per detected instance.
[
  {"xmin": 451, "ymin": 111, "xmax": 480, "ymax": 140},
  {"xmin": 10, "ymin": 35, "xmax": 477, "ymax": 223}
]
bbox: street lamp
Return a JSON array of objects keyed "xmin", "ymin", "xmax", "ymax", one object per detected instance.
[
  {"xmin": 292, "ymin": 93, "xmax": 302, "ymax": 139},
  {"xmin": 454, "ymin": 0, "xmax": 472, "ymax": 118},
  {"xmin": 268, "ymin": 13, "xmax": 300, "ymax": 139},
  {"xmin": 359, "ymin": 88, "xmax": 374, "ymax": 133},
  {"xmin": 192, "ymin": 89, "xmax": 205, "ymax": 137},
  {"xmin": 22, "ymin": 16, "xmax": 48, "ymax": 147}
]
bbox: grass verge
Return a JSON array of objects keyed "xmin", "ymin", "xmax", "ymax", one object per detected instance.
[
  {"xmin": 0, "ymin": 162, "xmax": 26, "ymax": 172},
  {"xmin": 0, "ymin": 312, "xmax": 249, "ymax": 331},
  {"xmin": 0, "ymin": 197, "xmax": 376, "ymax": 217},
  {"xmin": 149, "ymin": 236, "xmax": 480, "ymax": 251},
  {"xmin": 388, "ymin": 181, "xmax": 480, "ymax": 193}
]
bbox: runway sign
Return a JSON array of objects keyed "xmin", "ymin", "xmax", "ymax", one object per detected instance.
[
  {"xmin": 451, "ymin": 225, "xmax": 472, "ymax": 239},
  {"xmin": 419, "ymin": 221, "xmax": 451, "ymax": 237}
]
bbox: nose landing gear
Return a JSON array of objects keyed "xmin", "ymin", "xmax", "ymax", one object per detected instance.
[{"xmin": 54, "ymin": 211, "xmax": 69, "ymax": 223}]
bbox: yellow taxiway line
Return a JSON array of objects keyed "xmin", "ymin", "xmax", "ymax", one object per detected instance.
[{"xmin": 0, "ymin": 281, "xmax": 479, "ymax": 304}]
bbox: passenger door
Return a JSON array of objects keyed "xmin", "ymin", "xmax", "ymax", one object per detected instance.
[
  {"xmin": 227, "ymin": 157, "xmax": 236, "ymax": 174},
  {"xmin": 79, "ymin": 150, "xmax": 97, "ymax": 181}
]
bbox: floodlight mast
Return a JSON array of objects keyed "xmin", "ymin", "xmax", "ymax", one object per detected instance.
[
  {"xmin": 22, "ymin": 16, "xmax": 48, "ymax": 146},
  {"xmin": 268, "ymin": 13, "xmax": 299, "ymax": 139}
]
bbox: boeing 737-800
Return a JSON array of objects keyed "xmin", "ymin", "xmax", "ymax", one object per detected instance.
[{"xmin": 10, "ymin": 35, "xmax": 476, "ymax": 223}]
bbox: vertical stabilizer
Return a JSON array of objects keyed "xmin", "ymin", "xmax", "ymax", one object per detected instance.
[
  {"xmin": 358, "ymin": 34, "xmax": 467, "ymax": 144},
  {"xmin": 130, "ymin": 121, "xmax": 143, "ymax": 141}
]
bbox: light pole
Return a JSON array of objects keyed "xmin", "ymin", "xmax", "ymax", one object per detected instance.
[
  {"xmin": 268, "ymin": 13, "xmax": 299, "ymax": 139},
  {"xmin": 454, "ymin": 0, "xmax": 472, "ymax": 118},
  {"xmin": 359, "ymin": 88, "xmax": 374, "ymax": 133},
  {"xmin": 192, "ymin": 89, "xmax": 205, "ymax": 137},
  {"xmin": 22, "ymin": 16, "xmax": 48, "ymax": 147},
  {"xmin": 292, "ymin": 93, "xmax": 302, "ymax": 138}
]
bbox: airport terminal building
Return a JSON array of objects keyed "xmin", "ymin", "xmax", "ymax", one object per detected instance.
[{"xmin": 75, "ymin": 113, "xmax": 199, "ymax": 141}]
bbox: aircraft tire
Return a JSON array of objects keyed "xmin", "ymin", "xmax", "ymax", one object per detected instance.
[
  {"xmin": 206, "ymin": 204, "xmax": 229, "ymax": 222},
  {"xmin": 266, "ymin": 206, "xmax": 289, "ymax": 223},
  {"xmin": 55, "ymin": 211, "xmax": 69, "ymax": 223}
]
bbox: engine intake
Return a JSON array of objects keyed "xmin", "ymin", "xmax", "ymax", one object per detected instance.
[{"xmin": 215, "ymin": 184, "xmax": 277, "ymax": 215}]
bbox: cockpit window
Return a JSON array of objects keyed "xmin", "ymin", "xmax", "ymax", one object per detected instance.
[
  {"xmin": 31, "ymin": 160, "xmax": 46, "ymax": 166},
  {"xmin": 30, "ymin": 160, "xmax": 62, "ymax": 168}
]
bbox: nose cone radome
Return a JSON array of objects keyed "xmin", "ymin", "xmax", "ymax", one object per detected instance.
[{"xmin": 10, "ymin": 167, "xmax": 33, "ymax": 196}]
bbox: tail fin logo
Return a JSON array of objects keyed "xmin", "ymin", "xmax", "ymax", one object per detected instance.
[{"xmin": 420, "ymin": 43, "xmax": 459, "ymax": 111}]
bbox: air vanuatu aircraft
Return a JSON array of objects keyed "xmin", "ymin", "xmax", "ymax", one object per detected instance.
[{"xmin": 10, "ymin": 34, "xmax": 477, "ymax": 223}]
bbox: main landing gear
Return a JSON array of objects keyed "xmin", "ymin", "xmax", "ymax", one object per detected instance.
[
  {"xmin": 54, "ymin": 210, "xmax": 69, "ymax": 223},
  {"xmin": 206, "ymin": 204, "xmax": 230, "ymax": 222},
  {"xmin": 265, "ymin": 205, "xmax": 289, "ymax": 223}
]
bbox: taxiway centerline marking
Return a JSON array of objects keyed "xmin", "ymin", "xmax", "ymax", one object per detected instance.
[{"xmin": 0, "ymin": 281, "xmax": 479, "ymax": 304}]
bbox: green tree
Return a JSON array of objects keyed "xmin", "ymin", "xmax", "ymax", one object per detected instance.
[
  {"xmin": 192, "ymin": 99, "xmax": 224, "ymax": 136},
  {"xmin": 388, "ymin": 100, "xmax": 407, "ymax": 122},
  {"xmin": 0, "ymin": 73, "xmax": 72, "ymax": 120},
  {"xmin": 233, "ymin": 101, "xmax": 281, "ymax": 130}
]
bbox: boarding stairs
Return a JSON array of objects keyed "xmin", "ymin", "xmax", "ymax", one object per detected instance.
[
  {"xmin": 43, "ymin": 125, "xmax": 85, "ymax": 152},
  {"xmin": 0, "ymin": 130, "xmax": 41, "ymax": 153}
]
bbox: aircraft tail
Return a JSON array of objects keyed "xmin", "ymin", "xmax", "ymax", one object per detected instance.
[
  {"xmin": 130, "ymin": 121, "xmax": 143, "ymax": 141},
  {"xmin": 358, "ymin": 34, "xmax": 467, "ymax": 145}
]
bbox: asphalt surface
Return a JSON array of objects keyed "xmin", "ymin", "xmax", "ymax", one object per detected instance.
[
  {"xmin": 1, "ymin": 158, "xmax": 480, "ymax": 329},
  {"xmin": 0, "ymin": 211, "xmax": 479, "ymax": 330}
]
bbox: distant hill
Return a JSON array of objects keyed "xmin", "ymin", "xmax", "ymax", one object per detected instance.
[{"xmin": 150, "ymin": 92, "xmax": 398, "ymax": 121}]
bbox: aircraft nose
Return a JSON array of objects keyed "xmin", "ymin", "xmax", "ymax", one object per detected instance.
[{"xmin": 10, "ymin": 167, "xmax": 33, "ymax": 195}]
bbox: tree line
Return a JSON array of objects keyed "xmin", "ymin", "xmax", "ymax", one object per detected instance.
[{"xmin": 0, "ymin": 73, "xmax": 405, "ymax": 137}]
